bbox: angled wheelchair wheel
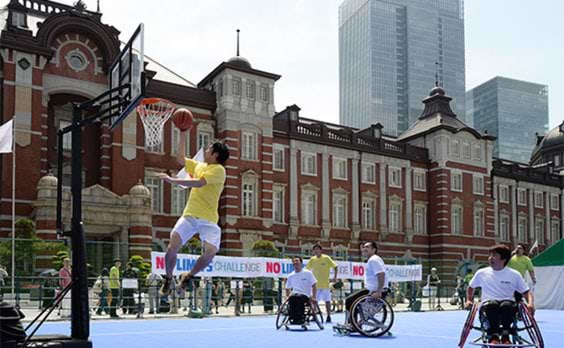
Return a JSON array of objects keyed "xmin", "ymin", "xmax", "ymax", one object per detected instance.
[
  {"xmin": 458, "ymin": 303, "xmax": 478, "ymax": 348},
  {"xmin": 350, "ymin": 295, "xmax": 394, "ymax": 337},
  {"xmin": 310, "ymin": 302, "xmax": 324, "ymax": 330},
  {"xmin": 276, "ymin": 299, "xmax": 290, "ymax": 330},
  {"xmin": 518, "ymin": 303, "xmax": 544, "ymax": 348}
]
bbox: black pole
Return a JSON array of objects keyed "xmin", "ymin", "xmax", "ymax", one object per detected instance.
[
  {"xmin": 71, "ymin": 104, "xmax": 90, "ymax": 340},
  {"xmin": 56, "ymin": 129, "xmax": 63, "ymax": 233}
]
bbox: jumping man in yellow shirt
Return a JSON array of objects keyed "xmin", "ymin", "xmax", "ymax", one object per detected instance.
[
  {"xmin": 158, "ymin": 130, "xmax": 229, "ymax": 295},
  {"xmin": 306, "ymin": 243, "xmax": 338, "ymax": 322}
]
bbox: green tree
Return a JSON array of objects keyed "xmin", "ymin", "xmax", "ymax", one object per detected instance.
[
  {"xmin": 129, "ymin": 255, "xmax": 151, "ymax": 282},
  {"xmin": 52, "ymin": 250, "xmax": 70, "ymax": 271},
  {"xmin": 251, "ymin": 240, "xmax": 280, "ymax": 258}
]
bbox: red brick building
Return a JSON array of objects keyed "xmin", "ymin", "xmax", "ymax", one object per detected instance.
[{"xmin": 0, "ymin": 0, "xmax": 562, "ymax": 278}]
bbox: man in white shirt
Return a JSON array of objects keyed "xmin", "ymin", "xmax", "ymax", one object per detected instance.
[
  {"xmin": 466, "ymin": 244, "xmax": 534, "ymax": 345},
  {"xmin": 285, "ymin": 256, "xmax": 317, "ymax": 324},
  {"xmin": 340, "ymin": 242, "xmax": 388, "ymax": 328}
]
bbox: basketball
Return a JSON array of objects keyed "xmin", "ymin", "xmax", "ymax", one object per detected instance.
[{"xmin": 172, "ymin": 108, "xmax": 194, "ymax": 131}]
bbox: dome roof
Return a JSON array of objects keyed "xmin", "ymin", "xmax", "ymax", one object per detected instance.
[
  {"xmin": 227, "ymin": 56, "xmax": 252, "ymax": 69},
  {"xmin": 37, "ymin": 172, "xmax": 58, "ymax": 189},
  {"xmin": 531, "ymin": 121, "xmax": 564, "ymax": 159},
  {"xmin": 129, "ymin": 181, "xmax": 150, "ymax": 197},
  {"xmin": 429, "ymin": 85, "xmax": 446, "ymax": 96}
]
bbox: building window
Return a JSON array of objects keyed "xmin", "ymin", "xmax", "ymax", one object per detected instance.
[
  {"xmin": 451, "ymin": 140, "xmax": 460, "ymax": 157},
  {"xmin": 11, "ymin": 11, "xmax": 26, "ymax": 27},
  {"xmin": 246, "ymin": 82, "xmax": 255, "ymax": 99},
  {"xmin": 361, "ymin": 163, "xmax": 375, "ymax": 184},
  {"xmin": 473, "ymin": 176, "xmax": 484, "ymax": 195},
  {"xmin": 301, "ymin": 152, "xmax": 317, "ymax": 176},
  {"xmin": 551, "ymin": 220, "xmax": 561, "ymax": 243},
  {"xmin": 518, "ymin": 217, "xmax": 527, "ymax": 243},
  {"xmin": 517, "ymin": 189, "xmax": 527, "ymax": 206},
  {"xmin": 499, "ymin": 185, "xmax": 509, "ymax": 203},
  {"xmin": 171, "ymin": 126, "xmax": 190, "ymax": 155},
  {"xmin": 535, "ymin": 218, "xmax": 545, "ymax": 244},
  {"xmin": 171, "ymin": 185, "xmax": 187, "ymax": 216},
  {"xmin": 198, "ymin": 130, "xmax": 212, "ymax": 150},
  {"xmin": 232, "ymin": 79, "xmax": 241, "ymax": 96},
  {"xmin": 301, "ymin": 191, "xmax": 317, "ymax": 225},
  {"xmin": 241, "ymin": 131, "xmax": 258, "ymax": 160},
  {"xmin": 333, "ymin": 158, "xmax": 347, "ymax": 180},
  {"xmin": 534, "ymin": 191, "xmax": 544, "ymax": 208},
  {"xmin": 273, "ymin": 187, "xmax": 284, "ymax": 223},
  {"xmin": 414, "ymin": 171, "xmax": 426, "ymax": 192},
  {"xmin": 473, "ymin": 207, "xmax": 484, "ymax": 236},
  {"xmin": 59, "ymin": 120, "xmax": 72, "ymax": 151},
  {"xmin": 550, "ymin": 194, "xmax": 559, "ymax": 211},
  {"xmin": 554, "ymin": 155, "xmax": 561, "ymax": 167},
  {"xmin": 260, "ymin": 86, "xmax": 268, "ymax": 102},
  {"xmin": 452, "ymin": 206, "xmax": 463, "ymax": 235},
  {"xmin": 451, "ymin": 172, "xmax": 463, "ymax": 192},
  {"xmin": 389, "ymin": 203, "xmax": 401, "ymax": 233},
  {"xmin": 500, "ymin": 215, "xmax": 510, "ymax": 241},
  {"xmin": 144, "ymin": 173, "xmax": 163, "ymax": 213},
  {"xmin": 333, "ymin": 194, "xmax": 347, "ymax": 228},
  {"xmin": 463, "ymin": 142, "xmax": 471, "ymax": 158},
  {"xmin": 218, "ymin": 80, "xmax": 223, "ymax": 97},
  {"xmin": 414, "ymin": 206, "xmax": 426, "ymax": 234},
  {"xmin": 362, "ymin": 200, "xmax": 375, "ymax": 230},
  {"xmin": 273, "ymin": 146, "xmax": 284, "ymax": 171},
  {"xmin": 389, "ymin": 167, "xmax": 401, "ymax": 188},
  {"xmin": 473, "ymin": 145, "xmax": 482, "ymax": 161},
  {"xmin": 242, "ymin": 181, "xmax": 257, "ymax": 217}
]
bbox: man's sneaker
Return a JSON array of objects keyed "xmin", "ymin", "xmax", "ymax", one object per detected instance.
[
  {"xmin": 178, "ymin": 272, "xmax": 192, "ymax": 290},
  {"xmin": 488, "ymin": 335, "xmax": 500, "ymax": 344},
  {"xmin": 501, "ymin": 336, "xmax": 511, "ymax": 345},
  {"xmin": 159, "ymin": 276, "xmax": 172, "ymax": 296},
  {"xmin": 325, "ymin": 315, "xmax": 332, "ymax": 323}
]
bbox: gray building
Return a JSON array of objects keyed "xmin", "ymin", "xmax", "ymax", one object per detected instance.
[
  {"xmin": 339, "ymin": 0, "xmax": 466, "ymax": 136},
  {"xmin": 466, "ymin": 76, "xmax": 549, "ymax": 163}
]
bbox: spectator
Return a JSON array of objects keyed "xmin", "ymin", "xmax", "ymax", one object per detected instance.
[
  {"xmin": 241, "ymin": 280, "xmax": 253, "ymax": 314},
  {"xmin": 211, "ymin": 280, "xmax": 220, "ymax": 314},
  {"xmin": 508, "ymin": 244, "xmax": 536, "ymax": 285},
  {"xmin": 455, "ymin": 274, "xmax": 466, "ymax": 309},
  {"xmin": 122, "ymin": 262, "xmax": 138, "ymax": 315},
  {"xmin": 426, "ymin": 267, "xmax": 441, "ymax": 310},
  {"xmin": 109, "ymin": 259, "xmax": 121, "ymax": 318},
  {"xmin": 0, "ymin": 264, "xmax": 8, "ymax": 301},
  {"xmin": 93, "ymin": 268, "xmax": 110, "ymax": 315},
  {"xmin": 59, "ymin": 258, "xmax": 72, "ymax": 319},
  {"xmin": 145, "ymin": 271, "xmax": 162, "ymax": 314}
]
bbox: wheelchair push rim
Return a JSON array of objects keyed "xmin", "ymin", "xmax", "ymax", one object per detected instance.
[{"xmin": 350, "ymin": 295, "xmax": 394, "ymax": 337}]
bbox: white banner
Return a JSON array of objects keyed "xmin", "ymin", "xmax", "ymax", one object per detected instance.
[
  {"xmin": 150, "ymin": 252, "xmax": 421, "ymax": 282},
  {"xmin": 0, "ymin": 119, "xmax": 13, "ymax": 153}
]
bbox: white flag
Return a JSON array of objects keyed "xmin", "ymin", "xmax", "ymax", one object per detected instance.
[
  {"xmin": 529, "ymin": 240, "xmax": 539, "ymax": 254},
  {"xmin": 176, "ymin": 147, "xmax": 205, "ymax": 188},
  {"xmin": 0, "ymin": 119, "xmax": 13, "ymax": 153}
]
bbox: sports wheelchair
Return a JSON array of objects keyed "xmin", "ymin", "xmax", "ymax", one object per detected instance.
[
  {"xmin": 458, "ymin": 301, "xmax": 543, "ymax": 348},
  {"xmin": 275, "ymin": 294, "xmax": 324, "ymax": 331},
  {"xmin": 333, "ymin": 293, "xmax": 394, "ymax": 337}
]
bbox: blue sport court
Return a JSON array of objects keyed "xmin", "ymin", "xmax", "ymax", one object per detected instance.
[{"xmin": 29, "ymin": 310, "xmax": 563, "ymax": 347}]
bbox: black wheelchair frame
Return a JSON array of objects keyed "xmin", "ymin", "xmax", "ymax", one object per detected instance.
[
  {"xmin": 458, "ymin": 301, "xmax": 544, "ymax": 348},
  {"xmin": 275, "ymin": 296, "xmax": 324, "ymax": 331},
  {"xmin": 333, "ymin": 294, "xmax": 395, "ymax": 338}
]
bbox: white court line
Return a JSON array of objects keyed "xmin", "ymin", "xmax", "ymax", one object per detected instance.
[
  {"xmin": 92, "ymin": 326, "xmax": 273, "ymax": 337},
  {"xmin": 393, "ymin": 331, "xmax": 458, "ymax": 340}
]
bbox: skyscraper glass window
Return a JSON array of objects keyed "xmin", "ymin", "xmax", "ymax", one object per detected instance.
[{"xmin": 339, "ymin": 0, "xmax": 466, "ymax": 136}]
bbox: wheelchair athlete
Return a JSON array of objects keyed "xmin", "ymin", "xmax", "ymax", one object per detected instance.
[
  {"xmin": 335, "ymin": 241, "xmax": 389, "ymax": 333},
  {"xmin": 465, "ymin": 244, "xmax": 534, "ymax": 345},
  {"xmin": 285, "ymin": 256, "xmax": 318, "ymax": 325}
]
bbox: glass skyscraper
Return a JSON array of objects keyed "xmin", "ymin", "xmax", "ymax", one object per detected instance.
[
  {"xmin": 339, "ymin": 0, "xmax": 466, "ymax": 136},
  {"xmin": 466, "ymin": 76, "xmax": 549, "ymax": 163}
]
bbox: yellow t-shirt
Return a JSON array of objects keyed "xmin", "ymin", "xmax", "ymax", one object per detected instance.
[
  {"xmin": 182, "ymin": 159, "xmax": 226, "ymax": 224},
  {"xmin": 507, "ymin": 255, "xmax": 534, "ymax": 278},
  {"xmin": 306, "ymin": 254, "xmax": 337, "ymax": 289}
]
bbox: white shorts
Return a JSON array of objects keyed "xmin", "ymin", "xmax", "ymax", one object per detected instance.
[
  {"xmin": 316, "ymin": 288, "xmax": 332, "ymax": 302},
  {"xmin": 171, "ymin": 216, "xmax": 221, "ymax": 250}
]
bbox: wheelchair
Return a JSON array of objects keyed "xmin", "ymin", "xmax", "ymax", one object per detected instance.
[
  {"xmin": 458, "ymin": 301, "xmax": 544, "ymax": 348},
  {"xmin": 275, "ymin": 294, "xmax": 324, "ymax": 331},
  {"xmin": 333, "ymin": 293, "xmax": 395, "ymax": 337}
]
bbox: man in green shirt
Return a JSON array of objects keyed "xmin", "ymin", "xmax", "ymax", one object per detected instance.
[
  {"xmin": 507, "ymin": 244, "xmax": 536, "ymax": 284},
  {"xmin": 109, "ymin": 259, "xmax": 121, "ymax": 318}
]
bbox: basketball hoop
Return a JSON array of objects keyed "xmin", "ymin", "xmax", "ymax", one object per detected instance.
[{"xmin": 137, "ymin": 98, "xmax": 176, "ymax": 147}]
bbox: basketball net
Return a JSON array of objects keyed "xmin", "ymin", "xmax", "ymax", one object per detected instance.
[{"xmin": 137, "ymin": 98, "xmax": 176, "ymax": 147}]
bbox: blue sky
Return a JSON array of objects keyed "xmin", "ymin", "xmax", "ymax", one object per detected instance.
[{"xmin": 68, "ymin": 0, "xmax": 562, "ymax": 129}]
